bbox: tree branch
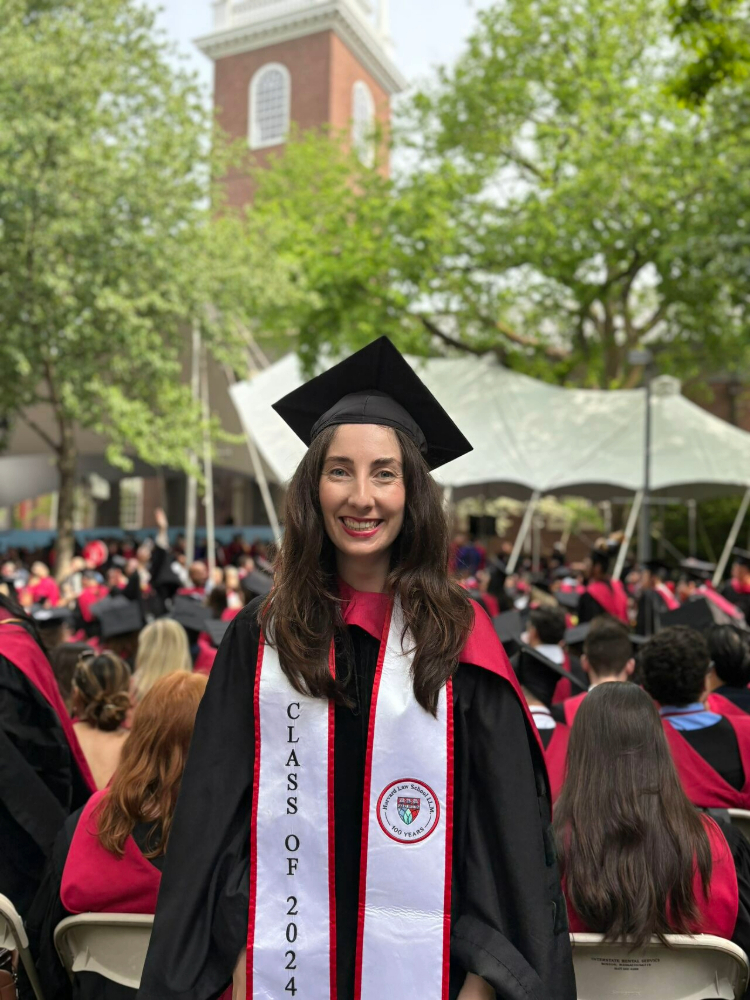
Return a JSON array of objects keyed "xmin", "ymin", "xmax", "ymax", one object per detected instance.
[
  {"xmin": 20, "ymin": 411, "xmax": 61, "ymax": 454},
  {"xmin": 636, "ymin": 303, "xmax": 668, "ymax": 336},
  {"xmin": 420, "ymin": 315, "xmax": 496, "ymax": 357}
]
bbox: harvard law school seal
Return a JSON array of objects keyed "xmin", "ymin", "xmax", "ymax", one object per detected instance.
[{"xmin": 376, "ymin": 778, "xmax": 440, "ymax": 844}]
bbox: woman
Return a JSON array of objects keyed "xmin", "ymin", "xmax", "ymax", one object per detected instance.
[
  {"xmin": 577, "ymin": 540, "xmax": 629, "ymax": 624},
  {"xmin": 131, "ymin": 617, "xmax": 192, "ymax": 702},
  {"xmin": 554, "ymin": 682, "xmax": 750, "ymax": 952},
  {"xmin": 706, "ymin": 625, "xmax": 750, "ymax": 716},
  {"xmin": 139, "ymin": 338, "xmax": 574, "ymax": 1000},
  {"xmin": 25, "ymin": 672, "xmax": 208, "ymax": 1000},
  {"xmin": 0, "ymin": 595, "xmax": 94, "ymax": 914},
  {"xmin": 72, "ymin": 652, "xmax": 131, "ymax": 789}
]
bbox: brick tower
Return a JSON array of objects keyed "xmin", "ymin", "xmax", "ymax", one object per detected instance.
[{"xmin": 196, "ymin": 0, "xmax": 406, "ymax": 207}]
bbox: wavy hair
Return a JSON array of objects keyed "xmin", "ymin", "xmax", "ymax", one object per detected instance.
[
  {"xmin": 132, "ymin": 617, "xmax": 193, "ymax": 702},
  {"xmin": 96, "ymin": 671, "xmax": 207, "ymax": 857},
  {"xmin": 73, "ymin": 651, "xmax": 131, "ymax": 731},
  {"xmin": 554, "ymin": 683, "xmax": 712, "ymax": 948},
  {"xmin": 261, "ymin": 426, "xmax": 473, "ymax": 715}
]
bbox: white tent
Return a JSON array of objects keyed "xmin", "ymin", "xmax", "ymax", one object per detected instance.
[{"xmin": 229, "ymin": 352, "xmax": 750, "ymax": 501}]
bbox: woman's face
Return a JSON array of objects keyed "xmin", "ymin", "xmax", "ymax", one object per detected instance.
[{"xmin": 319, "ymin": 424, "xmax": 406, "ymax": 563}]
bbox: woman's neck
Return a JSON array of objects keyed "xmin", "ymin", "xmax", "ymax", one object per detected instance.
[{"xmin": 336, "ymin": 551, "xmax": 390, "ymax": 594}]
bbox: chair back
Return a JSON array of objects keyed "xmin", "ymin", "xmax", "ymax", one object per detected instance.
[
  {"xmin": 728, "ymin": 809, "xmax": 750, "ymax": 841},
  {"xmin": 571, "ymin": 932, "xmax": 749, "ymax": 1000},
  {"xmin": 0, "ymin": 894, "xmax": 46, "ymax": 1000},
  {"xmin": 54, "ymin": 913, "xmax": 154, "ymax": 989}
]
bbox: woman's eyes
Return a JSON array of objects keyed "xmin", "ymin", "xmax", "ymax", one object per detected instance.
[{"xmin": 326, "ymin": 468, "xmax": 397, "ymax": 480}]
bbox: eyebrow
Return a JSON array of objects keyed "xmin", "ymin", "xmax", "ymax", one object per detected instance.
[{"xmin": 325, "ymin": 455, "xmax": 401, "ymax": 468}]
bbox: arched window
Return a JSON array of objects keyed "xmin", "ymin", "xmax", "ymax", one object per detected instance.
[
  {"xmin": 352, "ymin": 80, "xmax": 376, "ymax": 167},
  {"xmin": 249, "ymin": 63, "xmax": 291, "ymax": 150}
]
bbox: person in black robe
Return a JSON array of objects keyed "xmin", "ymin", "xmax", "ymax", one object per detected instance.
[
  {"xmin": 705, "ymin": 624, "xmax": 750, "ymax": 715},
  {"xmin": 635, "ymin": 560, "xmax": 676, "ymax": 637},
  {"xmin": 138, "ymin": 338, "xmax": 575, "ymax": 1000},
  {"xmin": 722, "ymin": 548, "xmax": 750, "ymax": 621},
  {"xmin": 0, "ymin": 596, "xmax": 91, "ymax": 915}
]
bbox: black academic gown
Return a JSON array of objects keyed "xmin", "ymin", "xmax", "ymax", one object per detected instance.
[
  {"xmin": 722, "ymin": 583, "xmax": 750, "ymax": 621},
  {"xmin": 0, "ymin": 653, "xmax": 86, "ymax": 915},
  {"xmin": 138, "ymin": 599, "xmax": 575, "ymax": 1000},
  {"xmin": 636, "ymin": 589, "xmax": 671, "ymax": 637},
  {"xmin": 680, "ymin": 720, "xmax": 745, "ymax": 791}
]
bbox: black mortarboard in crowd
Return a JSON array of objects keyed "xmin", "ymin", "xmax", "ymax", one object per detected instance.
[
  {"xmin": 272, "ymin": 337, "xmax": 473, "ymax": 471},
  {"xmin": 732, "ymin": 548, "xmax": 750, "ymax": 569},
  {"xmin": 555, "ymin": 591, "xmax": 581, "ymax": 612},
  {"xmin": 644, "ymin": 558, "xmax": 671, "ymax": 578},
  {"xmin": 241, "ymin": 570, "xmax": 273, "ymax": 599},
  {"xmin": 493, "ymin": 609, "xmax": 523, "ymax": 651},
  {"xmin": 32, "ymin": 606, "xmax": 73, "ymax": 629},
  {"xmin": 564, "ymin": 622, "xmax": 591, "ymax": 648},
  {"xmin": 511, "ymin": 643, "xmax": 586, "ymax": 708},
  {"xmin": 662, "ymin": 596, "xmax": 731, "ymax": 632},
  {"xmin": 205, "ymin": 618, "xmax": 230, "ymax": 648},
  {"xmin": 679, "ymin": 558, "xmax": 715, "ymax": 582},
  {"xmin": 170, "ymin": 595, "xmax": 211, "ymax": 636},
  {"xmin": 90, "ymin": 595, "xmax": 145, "ymax": 639}
]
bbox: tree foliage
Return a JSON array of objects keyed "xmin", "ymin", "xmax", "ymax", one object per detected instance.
[
  {"xmin": 249, "ymin": 0, "xmax": 750, "ymax": 389},
  {"xmin": 669, "ymin": 0, "xmax": 750, "ymax": 103}
]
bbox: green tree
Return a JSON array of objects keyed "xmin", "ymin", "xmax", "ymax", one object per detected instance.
[
  {"xmin": 249, "ymin": 0, "xmax": 750, "ymax": 388},
  {"xmin": 669, "ymin": 0, "xmax": 750, "ymax": 104},
  {"xmin": 0, "ymin": 0, "xmax": 305, "ymax": 573}
]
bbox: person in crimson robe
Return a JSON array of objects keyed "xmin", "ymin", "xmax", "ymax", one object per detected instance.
[
  {"xmin": 21, "ymin": 672, "xmax": 207, "ymax": 1000},
  {"xmin": 635, "ymin": 559, "xmax": 680, "ymax": 636},
  {"xmin": 0, "ymin": 595, "xmax": 94, "ymax": 915},
  {"xmin": 705, "ymin": 625, "xmax": 750, "ymax": 716},
  {"xmin": 554, "ymin": 682, "xmax": 750, "ymax": 955},
  {"xmin": 722, "ymin": 548, "xmax": 750, "ymax": 621},
  {"xmin": 641, "ymin": 626, "xmax": 750, "ymax": 809},
  {"xmin": 138, "ymin": 338, "xmax": 575, "ymax": 1000},
  {"xmin": 577, "ymin": 540, "xmax": 629, "ymax": 625}
]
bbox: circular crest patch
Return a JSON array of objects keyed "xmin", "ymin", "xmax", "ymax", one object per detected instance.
[{"xmin": 376, "ymin": 778, "xmax": 440, "ymax": 844}]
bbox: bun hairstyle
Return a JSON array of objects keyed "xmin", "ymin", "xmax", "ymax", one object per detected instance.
[{"xmin": 73, "ymin": 651, "xmax": 131, "ymax": 731}]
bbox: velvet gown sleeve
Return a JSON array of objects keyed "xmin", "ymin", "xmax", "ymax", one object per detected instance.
[
  {"xmin": 451, "ymin": 664, "xmax": 576, "ymax": 1000},
  {"xmin": 137, "ymin": 604, "xmax": 261, "ymax": 1000}
]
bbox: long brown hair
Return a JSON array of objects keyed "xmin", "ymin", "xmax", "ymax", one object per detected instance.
[
  {"xmin": 262, "ymin": 426, "xmax": 473, "ymax": 714},
  {"xmin": 96, "ymin": 671, "xmax": 207, "ymax": 857},
  {"xmin": 554, "ymin": 683, "xmax": 712, "ymax": 948},
  {"xmin": 73, "ymin": 651, "xmax": 131, "ymax": 731}
]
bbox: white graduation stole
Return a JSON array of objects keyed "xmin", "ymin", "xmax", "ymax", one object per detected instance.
[{"xmin": 246, "ymin": 600, "xmax": 454, "ymax": 1000}]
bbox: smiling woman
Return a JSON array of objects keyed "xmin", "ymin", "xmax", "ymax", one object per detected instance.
[{"xmin": 138, "ymin": 338, "xmax": 576, "ymax": 1000}]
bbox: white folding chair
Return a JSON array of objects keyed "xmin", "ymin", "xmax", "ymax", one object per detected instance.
[
  {"xmin": 728, "ymin": 809, "xmax": 750, "ymax": 841},
  {"xmin": 571, "ymin": 932, "xmax": 749, "ymax": 1000},
  {"xmin": 0, "ymin": 894, "xmax": 45, "ymax": 1000},
  {"xmin": 54, "ymin": 913, "xmax": 153, "ymax": 989}
]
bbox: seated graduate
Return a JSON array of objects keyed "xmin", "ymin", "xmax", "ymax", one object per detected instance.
[
  {"xmin": 0, "ymin": 595, "xmax": 95, "ymax": 915},
  {"xmin": 554, "ymin": 682, "xmax": 750, "ymax": 954},
  {"xmin": 552, "ymin": 618, "xmax": 635, "ymax": 726},
  {"xmin": 72, "ymin": 651, "xmax": 131, "ymax": 790},
  {"xmin": 578, "ymin": 539, "xmax": 629, "ymax": 625},
  {"xmin": 131, "ymin": 618, "xmax": 192, "ymax": 703},
  {"xmin": 635, "ymin": 559, "xmax": 680, "ymax": 637},
  {"xmin": 705, "ymin": 625, "xmax": 750, "ymax": 716},
  {"xmin": 721, "ymin": 548, "xmax": 750, "ymax": 620},
  {"xmin": 641, "ymin": 626, "xmax": 750, "ymax": 809},
  {"xmin": 23, "ymin": 671, "xmax": 208, "ymax": 1000},
  {"xmin": 525, "ymin": 605, "xmax": 587, "ymax": 703}
]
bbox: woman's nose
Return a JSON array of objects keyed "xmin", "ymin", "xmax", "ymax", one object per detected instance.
[{"xmin": 348, "ymin": 475, "xmax": 373, "ymax": 509}]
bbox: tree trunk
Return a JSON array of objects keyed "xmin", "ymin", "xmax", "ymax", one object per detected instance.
[{"xmin": 55, "ymin": 421, "xmax": 77, "ymax": 581}]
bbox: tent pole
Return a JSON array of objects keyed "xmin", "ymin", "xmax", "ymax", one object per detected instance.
[
  {"xmin": 713, "ymin": 488, "xmax": 750, "ymax": 587},
  {"xmin": 613, "ymin": 490, "xmax": 643, "ymax": 581},
  {"xmin": 507, "ymin": 491, "xmax": 541, "ymax": 574},
  {"xmin": 688, "ymin": 499, "xmax": 697, "ymax": 556}
]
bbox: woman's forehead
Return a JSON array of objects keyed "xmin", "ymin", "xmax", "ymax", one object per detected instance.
[{"xmin": 325, "ymin": 423, "xmax": 401, "ymax": 456}]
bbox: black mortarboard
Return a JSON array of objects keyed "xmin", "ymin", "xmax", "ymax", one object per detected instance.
[
  {"xmin": 32, "ymin": 606, "xmax": 73, "ymax": 629},
  {"xmin": 493, "ymin": 609, "xmax": 523, "ymax": 649},
  {"xmin": 90, "ymin": 595, "xmax": 144, "ymax": 639},
  {"xmin": 240, "ymin": 570, "xmax": 273, "ymax": 599},
  {"xmin": 661, "ymin": 596, "xmax": 732, "ymax": 632},
  {"xmin": 169, "ymin": 595, "xmax": 211, "ymax": 635},
  {"xmin": 511, "ymin": 643, "xmax": 586, "ymax": 707},
  {"xmin": 732, "ymin": 548, "xmax": 750, "ymax": 569},
  {"xmin": 205, "ymin": 618, "xmax": 230, "ymax": 648},
  {"xmin": 564, "ymin": 622, "xmax": 591, "ymax": 647},
  {"xmin": 644, "ymin": 558, "xmax": 670, "ymax": 577},
  {"xmin": 679, "ymin": 558, "xmax": 715, "ymax": 582},
  {"xmin": 555, "ymin": 591, "xmax": 581, "ymax": 612},
  {"xmin": 272, "ymin": 337, "xmax": 473, "ymax": 471},
  {"xmin": 552, "ymin": 567, "xmax": 575, "ymax": 581}
]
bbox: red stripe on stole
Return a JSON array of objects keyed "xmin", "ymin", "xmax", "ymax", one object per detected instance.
[
  {"xmin": 246, "ymin": 632, "xmax": 265, "ymax": 998},
  {"xmin": 442, "ymin": 679, "xmax": 454, "ymax": 1000},
  {"xmin": 328, "ymin": 643, "xmax": 338, "ymax": 1000},
  {"xmin": 353, "ymin": 602, "xmax": 393, "ymax": 1000}
]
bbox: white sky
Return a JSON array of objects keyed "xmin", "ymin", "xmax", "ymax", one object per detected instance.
[{"xmin": 144, "ymin": 0, "xmax": 492, "ymax": 100}]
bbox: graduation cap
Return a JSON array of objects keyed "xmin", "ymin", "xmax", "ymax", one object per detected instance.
[
  {"xmin": 272, "ymin": 337, "xmax": 473, "ymax": 471},
  {"xmin": 732, "ymin": 548, "xmax": 750, "ymax": 569},
  {"xmin": 32, "ymin": 606, "xmax": 73, "ymax": 629},
  {"xmin": 240, "ymin": 570, "xmax": 273, "ymax": 599},
  {"xmin": 492, "ymin": 609, "xmax": 523, "ymax": 651},
  {"xmin": 511, "ymin": 643, "xmax": 587, "ymax": 708},
  {"xmin": 90, "ymin": 595, "xmax": 145, "ymax": 639},
  {"xmin": 169, "ymin": 595, "xmax": 211, "ymax": 635},
  {"xmin": 564, "ymin": 622, "xmax": 591, "ymax": 647},
  {"xmin": 661, "ymin": 596, "xmax": 732, "ymax": 632},
  {"xmin": 679, "ymin": 558, "xmax": 715, "ymax": 582},
  {"xmin": 205, "ymin": 618, "xmax": 230, "ymax": 648},
  {"xmin": 644, "ymin": 558, "xmax": 671, "ymax": 577},
  {"xmin": 555, "ymin": 590, "xmax": 581, "ymax": 612}
]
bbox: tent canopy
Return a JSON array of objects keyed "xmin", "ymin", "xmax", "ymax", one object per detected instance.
[{"xmin": 229, "ymin": 353, "xmax": 750, "ymax": 501}]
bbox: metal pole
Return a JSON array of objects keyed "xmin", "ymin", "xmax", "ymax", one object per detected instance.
[
  {"xmin": 613, "ymin": 490, "xmax": 644, "ymax": 581},
  {"xmin": 507, "ymin": 490, "xmax": 541, "ymax": 574},
  {"xmin": 200, "ymin": 344, "xmax": 216, "ymax": 580},
  {"xmin": 687, "ymin": 499, "xmax": 697, "ymax": 557},
  {"xmin": 532, "ymin": 514, "xmax": 541, "ymax": 573},
  {"xmin": 638, "ymin": 371, "xmax": 653, "ymax": 564},
  {"xmin": 713, "ymin": 487, "xmax": 750, "ymax": 587},
  {"xmin": 185, "ymin": 323, "xmax": 200, "ymax": 565}
]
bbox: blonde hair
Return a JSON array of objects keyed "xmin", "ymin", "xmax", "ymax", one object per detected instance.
[{"xmin": 132, "ymin": 617, "xmax": 192, "ymax": 702}]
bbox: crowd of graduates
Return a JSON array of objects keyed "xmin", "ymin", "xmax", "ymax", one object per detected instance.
[{"xmin": 1, "ymin": 512, "xmax": 750, "ymax": 998}]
